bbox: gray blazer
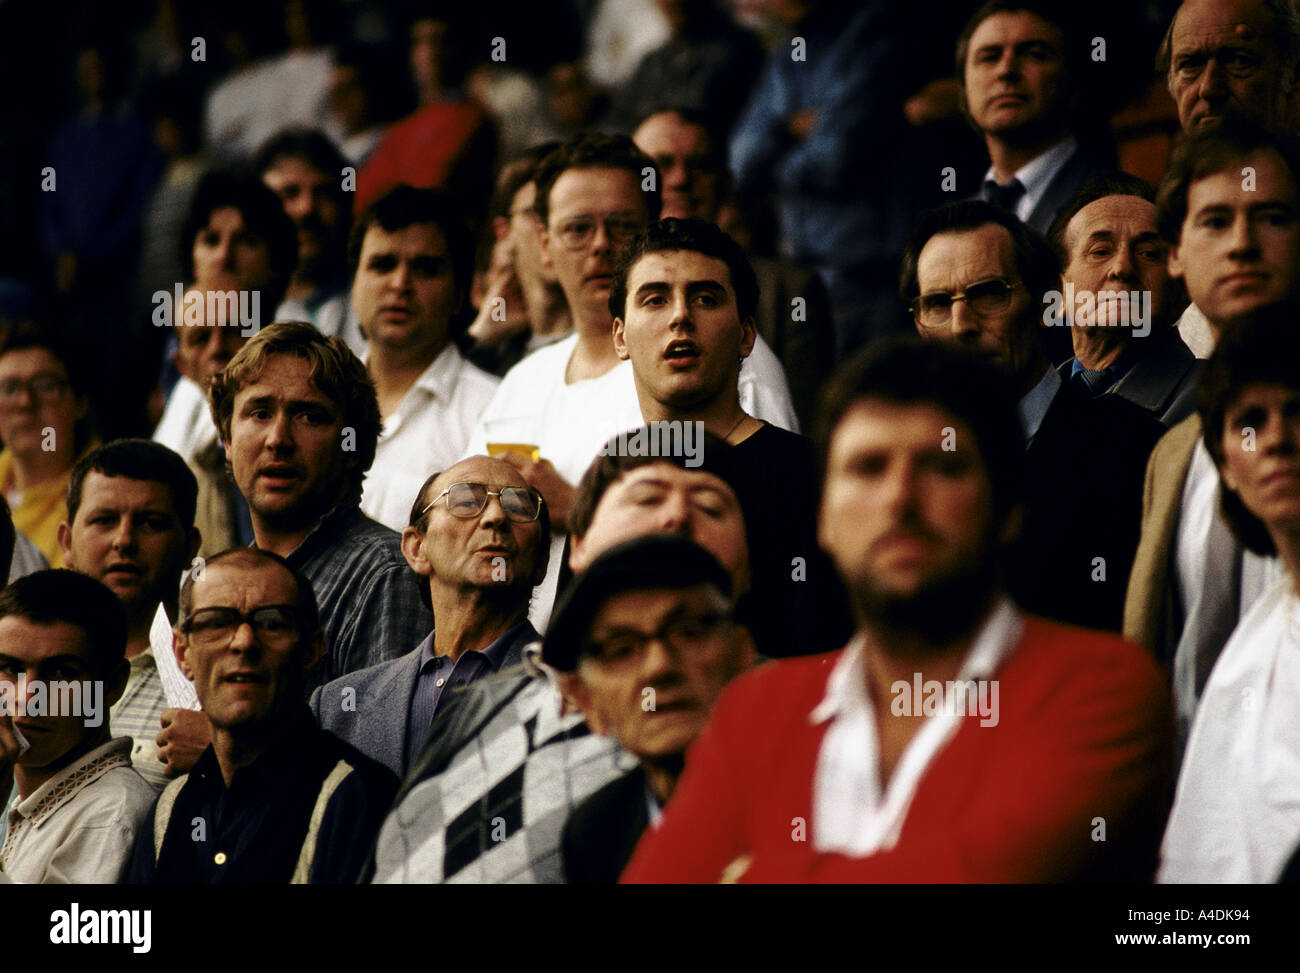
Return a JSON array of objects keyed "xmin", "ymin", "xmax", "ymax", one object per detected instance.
[{"xmin": 310, "ymin": 626, "xmax": 534, "ymax": 777}]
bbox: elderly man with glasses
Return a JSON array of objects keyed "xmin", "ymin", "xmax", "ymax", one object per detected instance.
[
  {"xmin": 311, "ymin": 456, "xmax": 549, "ymax": 777},
  {"xmin": 126, "ymin": 547, "xmax": 397, "ymax": 884},
  {"xmin": 901, "ymin": 200, "xmax": 1164, "ymax": 632}
]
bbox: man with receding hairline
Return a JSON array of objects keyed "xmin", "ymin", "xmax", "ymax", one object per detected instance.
[
  {"xmin": 312, "ymin": 455, "xmax": 547, "ymax": 776},
  {"xmin": 126, "ymin": 548, "xmax": 396, "ymax": 884}
]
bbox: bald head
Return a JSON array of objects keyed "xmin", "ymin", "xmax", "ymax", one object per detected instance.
[{"xmin": 1163, "ymin": 0, "xmax": 1300, "ymax": 131}]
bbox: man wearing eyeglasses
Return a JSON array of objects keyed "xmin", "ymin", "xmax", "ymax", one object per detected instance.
[
  {"xmin": 126, "ymin": 548, "xmax": 397, "ymax": 884},
  {"xmin": 549, "ymin": 535, "xmax": 755, "ymax": 885},
  {"xmin": 901, "ymin": 200, "xmax": 1163, "ymax": 631},
  {"xmin": 311, "ymin": 456, "xmax": 548, "ymax": 776}
]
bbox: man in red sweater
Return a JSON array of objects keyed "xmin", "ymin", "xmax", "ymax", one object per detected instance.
[{"xmin": 622, "ymin": 338, "xmax": 1175, "ymax": 883}]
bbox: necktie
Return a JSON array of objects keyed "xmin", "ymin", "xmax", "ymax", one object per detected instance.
[
  {"xmin": 1072, "ymin": 367, "xmax": 1114, "ymax": 396},
  {"xmin": 984, "ymin": 177, "xmax": 1026, "ymax": 215}
]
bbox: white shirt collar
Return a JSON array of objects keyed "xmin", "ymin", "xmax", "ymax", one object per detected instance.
[
  {"xmin": 808, "ymin": 597, "xmax": 1022, "ymax": 856},
  {"xmin": 983, "ymin": 136, "xmax": 1078, "ymax": 224}
]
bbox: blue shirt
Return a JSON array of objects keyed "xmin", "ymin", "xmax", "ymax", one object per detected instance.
[{"xmin": 407, "ymin": 620, "xmax": 537, "ymax": 770}]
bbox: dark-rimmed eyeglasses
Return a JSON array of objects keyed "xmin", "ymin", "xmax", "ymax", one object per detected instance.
[
  {"xmin": 911, "ymin": 278, "xmax": 1022, "ymax": 329},
  {"xmin": 422, "ymin": 482, "xmax": 542, "ymax": 522},
  {"xmin": 583, "ymin": 612, "xmax": 732, "ymax": 666},
  {"xmin": 180, "ymin": 606, "xmax": 299, "ymax": 648}
]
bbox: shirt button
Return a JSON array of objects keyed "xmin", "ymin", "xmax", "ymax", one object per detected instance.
[
  {"xmin": 214, "ymin": 852, "xmax": 227, "ymax": 866},
  {"xmin": 435, "ymin": 678, "xmax": 445, "ymax": 687}
]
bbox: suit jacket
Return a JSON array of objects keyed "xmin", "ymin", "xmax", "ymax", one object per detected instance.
[
  {"xmin": 309, "ymin": 625, "xmax": 533, "ymax": 777},
  {"xmin": 1012, "ymin": 380, "xmax": 1165, "ymax": 632},
  {"xmin": 1057, "ymin": 331, "xmax": 1200, "ymax": 429},
  {"xmin": 1023, "ymin": 147, "xmax": 1115, "ymax": 236},
  {"xmin": 1122, "ymin": 415, "xmax": 1246, "ymax": 678},
  {"xmin": 562, "ymin": 766, "xmax": 651, "ymax": 885}
]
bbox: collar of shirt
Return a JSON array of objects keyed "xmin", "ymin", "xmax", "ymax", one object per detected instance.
[
  {"xmin": 644, "ymin": 772, "xmax": 663, "ymax": 828},
  {"xmin": 8, "ymin": 737, "xmax": 134, "ymax": 831},
  {"xmin": 807, "ymin": 596, "xmax": 1023, "ymax": 856},
  {"xmin": 418, "ymin": 619, "xmax": 534, "ymax": 676},
  {"xmin": 982, "ymin": 136, "xmax": 1078, "ymax": 224},
  {"xmin": 1018, "ymin": 365, "xmax": 1061, "ymax": 443},
  {"xmin": 187, "ymin": 705, "xmax": 322, "ymax": 799},
  {"xmin": 367, "ymin": 343, "xmax": 468, "ymax": 437},
  {"xmin": 278, "ymin": 500, "xmax": 364, "ymax": 566},
  {"xmin": 1068, "ymin": 353, "xmax": 1133, "ymax": 386}
]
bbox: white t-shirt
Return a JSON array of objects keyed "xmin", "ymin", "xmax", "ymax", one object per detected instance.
[
  {"xmin": 152, "ymin": 375, "xmax": 215, "ymax": 465},
  {"xmin": 464, "ymin": 332, "xmax": 798, "ymax": 628},
  {"xmin": 361, "ymin": 344, "xmax": 501, "ymax": 532},
  {"xmin": 1159, "ymin": 575, "xmax": 1300, "ymax": 883}
]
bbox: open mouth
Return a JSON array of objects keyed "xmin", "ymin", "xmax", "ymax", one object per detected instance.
[
  {"xmin": 664, "ymin": 341, "xmax": 700, "ymax": 361},
  {"xmin": 223, "ymin": 671, "xmax": 268, "ymax": 685},
  {"xmin": 105, "ymin": 563, "xmax": 144, "ymax": 578}
]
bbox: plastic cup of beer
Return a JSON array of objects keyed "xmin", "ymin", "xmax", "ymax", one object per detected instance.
[{"xmin": 484, "ymin": 417, "xmax": 540, "ymax": 462}]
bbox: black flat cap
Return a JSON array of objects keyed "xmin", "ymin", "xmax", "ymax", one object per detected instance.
[{"xmin": 543, "ymin": 534, "xmax": 733, "ymax": 672}]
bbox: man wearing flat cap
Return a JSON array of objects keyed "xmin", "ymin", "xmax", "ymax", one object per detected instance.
[{"xmin": 549, "ymin": 535, "xmax": 756, "ymax": 884}]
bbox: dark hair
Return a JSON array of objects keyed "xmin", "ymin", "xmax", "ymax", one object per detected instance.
[
  {"xmin": 631, "ymin": 106, "xmax": 728, "ymax": 167},
  {"xmin": 406, "ymin": 465, "xmax": 552, "ymax": 612},
  {"xmin": 1045, "ymin": 173, "xmax": 1156, "ymax": 266},
  {"xmin": 899, "ymin": 200, "xmax": 1060, "ymax": 313},
  {"xmin": 67, "ymin": 439, "xmax": 198, "ymax": 530},
  {"xmin": 569, "ymin": 428, "xmax": 749, "ymax": 539},
  {"xmin": 816, "ymin": 337, "xmax": 1025, "ymax": 526},
  {"xmin": 490, "ymin": 142, "xmax": 561, "ymax": 222},
  {"xmin": 955, "ymin": 2, "xmax": 1083, "ymax": 105},
  {"xmin": 1155, "ymin": 0, "xmax": 1300, "ymax": 81},
  {"xmin": 180, "ymin": 168, "xmax": 299, "ymax": 303},
  {"xmin": 254, "ymin": 127, "xmax": 350, "ymax": 185},
  {"xmin": 608, "ymin": 217, "xmax": 759, "ymax": 321},
  {"xmin": 532, "ymin": 133, "xmax": 661, "ymax": 228},
  {"xmin": 1156, "ymin": 115, "xmax": 1300, "ymax": 244},
  {"xmin": 209, "ymin": 321, "xmax": 381, "ymax": 501},
  {"xmin": 0, "ymin": 319, "xmax": 94, "ymax": 453},
  {"xmin": 347, "ymin": 184, "xmax": 473, "ymax": 299},
  {"xmin": 0, "ymin": 496, "xmax": 14, "ymax": 584},
  {"xmin": 1196, "ymin": 302, "xmax": 1300, "ymax": 556},
  {"xmin": 177, "ymin": 547, "xmax": 319, "ymax": 637},
  {"xmin": 0, "ymin": 570, "xmax": 128, "ymax": 678}
]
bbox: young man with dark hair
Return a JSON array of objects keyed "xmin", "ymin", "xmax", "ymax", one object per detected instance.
[
  {"xmin": 623, "ymin": 338, "xmax": 1173, "ymax": 884},
  {"xmin": 957, "ymin": 2, "xmax": 1114, "ymax": 235},
  {"xmin": 0, "ymin": 570, "xmax": 153, "ymax": 883},
  {"xmin": 126, "ymin": 548, "xmax": 397, "ymax": 884},
  {"xmin": 348, "ymin": 185, "xmax": 500, "ymax": 531},
  {"xmin": 610, "ymin": 217, "xmax": 851, "ymax": 656},
  {"xmin": 59, "ymin": 440, "xmax": 200, "ymax": 790},
  {"xmin": 466, "ymin": 133, "xmax": 797, "ymax": 629},
  {"xmin": 205, "ymin": 322, "xmax": 432, "ymax": 704},
  {"xmin": 1045, "ymin": 174, "xmax": 1198, "ymax": 427},
  {"xmin": 311, "ymin": 456, "xmax": 548, "ymax": 777},
  {"xmin": 1126, "ymin": 118, "xmax": 1300, "ymax": 734},
  {"xmin": 256, "ymin": 128, "xmax": 362, "ymax": 355}
]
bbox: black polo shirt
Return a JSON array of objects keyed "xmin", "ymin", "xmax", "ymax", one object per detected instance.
[{"xmin": 126, "ymin": 707, "xmax": 396, "ymax": 884}]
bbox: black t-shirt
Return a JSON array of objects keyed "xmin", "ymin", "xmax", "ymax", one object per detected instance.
[{"xmin": 731, "ymin": 423, "xmax": 854, "ymax": 658}]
